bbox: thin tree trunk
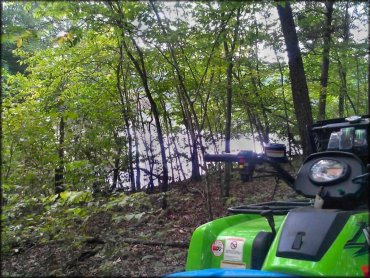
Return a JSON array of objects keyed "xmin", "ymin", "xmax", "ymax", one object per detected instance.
[
  {"xmin": 150, "ymin": 1, "xmax": 203, "ymax": 181},
  {"xmin": 368, "ymin": 0, "xmax": 370, "ymax": 114},
  {"xmin": 107, "ymin": 1, "xmax": 169, "ymax": 193},
  {"xmin": 272, "ymin": 38, "xmax": 292, "ymax": 155},
  {"xmin": 167, "ymin": 114, "xmax": 186, "ymax": 181},
  {"xmin": 125, "ymin": 121, "xmax": 135, "ymax": 192},
  {"xmin": 338, "ymin": 1, "xmax": 350, "ymax": 117},
  {"xmin": 121, "ymin": 33, "xmax": 169, "ymax": 193},
  {"xmin": 138, "ymin": 106, "xmax": 155, "ymax": 193},
  {"xmin": 116, "ymin": 54, "xmax": 135, "ymax": 192},
  {"xmin": 160, "ymin": 99, "xmax": 175, "ymax": 183},
  {"xmin": 112, "ymin": 157, "xmax": 120, "ymax": 190},
  {"xmin": 112, "ymin": 131, "xmax": 122, "ymax": 191},
  {"xmin": 55, "ymin": 116, "xmax": 65, "ymax": 194},
  {"xmin": 133, "ymin": 122, "xmax": 141, "ymax": 191},
  {"xmin": 253, "ymin": 17, "xmax": 270, "ymax": 143},
  {"xmin": 223, "ymin": 7, "xmax": 241, "ymax": 198},
  {"xmin": 355, "ymin": 54, "xmax": 360, "ymax": 109},
  {"xmin": 277, "ymin": 1, "xmax": 313, "ymax": 157},
  {"xmin": 135, "ymin": 94, "xmax": 141, "ymax": 191},
  {"xmin": 4, "ymin": 138, "xmax": 15, "ymax": 181},
  {"xmin": 115, "ymin": 47, "xmax": 136, "ymax": 192},
  {"xmin": 233, "ymin": 67, "xmax": 267, "ymax": 146},
  {"xmin": 201, "ymin": 71, "xmax": 220, "ymax": 154},
  {"xmin": 338, "ymin": 58, "xmax": 347, "ymax": 117},
  {"xmin": 318, "ymin": 0, "xmax": 334, "ymax": 121},
  {"xmin": 123, "ymin": 97, "xmax": 135, "ymax": 192}
]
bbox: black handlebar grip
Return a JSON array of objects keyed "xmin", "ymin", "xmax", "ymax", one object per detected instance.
[{"xmin": 204, "ymin": 153, "xmax": 239, "ymax": 162}]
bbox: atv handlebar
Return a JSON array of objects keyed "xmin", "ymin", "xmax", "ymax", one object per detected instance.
[
  {"xmin": 204, "ymin": 150, "xmax": 295, "ymax": 188},
  {"xmin": 204, "ymin": 153, "xmax": 239, "ymax": 162}
]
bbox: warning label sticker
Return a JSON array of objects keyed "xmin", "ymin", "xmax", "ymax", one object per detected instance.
[
  {"xmin": 211, "ymin": 240, "xmax": 224, "ymax": 256},
  {"xmin": 223, "ymin": 237, "xmax": 245, "ymax": 262}
]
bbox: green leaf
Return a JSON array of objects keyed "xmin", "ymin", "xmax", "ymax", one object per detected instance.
[
  {"xmin": 67, "ymin": 191, "xmax": 92, "ymax": 205},
  {"xmin": 59, "ymin": 191, "xmax": 71, "ymax": 201},
  {"xmin": 142, "ymin": 255, "xmax": 155, "ymax": 261},
  {"xmin": 16, "ymin": 37, "xmax": 23, "ymax": 48},
  {"xmin": 123, "ymin": 212, "xmax": 145, "ymax": 221},
  {"xmin": 65, "ymin": 207, "xmax": 88, "ymax": 216}
]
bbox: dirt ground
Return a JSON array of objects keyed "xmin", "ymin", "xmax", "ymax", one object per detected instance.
[{"xmin": 2, "ymin": 171, "xmax": 301, "ymax": 277}]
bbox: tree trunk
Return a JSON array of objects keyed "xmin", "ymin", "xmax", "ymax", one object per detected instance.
[
  {"xmin": 160, "ymin": 99, "xmax": 175, "ymax": 183},
  {"xmin": 112, "ymin": 131, "xmax": 122, "ymax": 191},
  {"xmin": 143, "ymin": 118, "xmax": 156, "ymax": 193},
  {"xmin": 340, "ymin": 1, "xmax": 349, "ymax": 117},
  {"xmin": 223, "ymin": 7, "xmax": 241, "ymax": 198},
  {"xmin": 253, "ymin": 17, "xmax": 270, "ymax": 143},
  {"xmin": 116, "ymin": 55, "xmax": 135, "ymax": 192},
  {"xmin": 123, "ymin": 98, "xmax": 135, "ymax": 192},
  {"xmin": 368, "ymin": 0, "xmax": 370, "ymax": 114},
  {"xmin": 121, "ymin": 33, "xmax": 169, "ymax": 193},
  {"xmin": 167, "ymin": 112, "xmax": 186, "ymax": 181},
  {"xmin": 150, "ymin": 1, "xmax": 201, "ymax": 181},
  {"xmin": 108, "ymin": 2, "xmax": 169, "ymax": 193},
  {"xmin": 277, "ymin": 1, "xmax": 313, "ymax": 156},
  {"xmin": 318, "ymin": 0, "xmax": 334, "ymax": 121},
  {"xmin": 55, "ymin": 116, "xmax": 65, "ymax": 194},
  {"xmin": 133, "ymin": 122, "xmax": 141, "ymax": 191},
  {"xmin": 338, "ymin": 59, "xmax": 347, "ymax": 117},
  {"xmin": 223, "ymin": 41, "xmax": 233, "ymax": 198},
  {"xmin": 268, "ymin": 27, "xmax": 292, "ymax": 155}
]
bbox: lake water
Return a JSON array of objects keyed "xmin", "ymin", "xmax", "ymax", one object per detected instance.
[{"xmin": 111, "ymin": 130, "xmax": 274, "ymax": 190}]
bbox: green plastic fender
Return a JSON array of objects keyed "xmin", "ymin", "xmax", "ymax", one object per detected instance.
[
  {"xmin": 185, "ymin": 211, "xmax": 369, "ymax": 277},
  {"xmin": 262, "ymin": 212, "xmax": 369, "ymax": 276},
  {"xmin": 185, "ymin": 213, "xmax": 286, "ymax": 270}
]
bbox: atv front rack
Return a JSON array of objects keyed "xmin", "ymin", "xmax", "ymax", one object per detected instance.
[{"xmin": 228, "ymin": 200, "xmax": 313, "ymax": 215}]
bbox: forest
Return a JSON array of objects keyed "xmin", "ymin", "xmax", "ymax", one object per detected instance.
[{"xmin": 1, "ymin": 1, "xmax": 369, "ymax": 276}]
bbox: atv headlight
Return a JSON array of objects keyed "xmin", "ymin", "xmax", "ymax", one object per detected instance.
[{"xmin": 309, "ymin": 159, "xmax": 349, "ymax": 184}]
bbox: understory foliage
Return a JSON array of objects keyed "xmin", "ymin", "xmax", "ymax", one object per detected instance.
[{"xmin": 1, "ymin": 174, "xmax": 300, "ymax": 276}]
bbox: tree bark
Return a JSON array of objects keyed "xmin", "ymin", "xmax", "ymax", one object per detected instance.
[
  {"xmin": 367, "ymin": 0, "xmax": 370, "ymax": 114},
  {"xmin": 277, "ymin": 1, "xmax": 313, "ymax": 156},
  {"xmin": 112, "ymin": 131, "xmax": 123, "ymax": 191},
  {"xmin": 338, "ymin": 1, "xmax": 350, "ymax": 117},
  {"xmin": 55, "ymin": 116, "xmax": 65, "ymax": 194},
  {"xmin": 252, "ymin": 16, "xmax": 270, "ymax": 144},
  {"xmin": 318, "ymin": 0, "xmax": 334, "ymax": 121},
  {"xmin": 223, "ymin": 7, "xmax": 241, "ymax": 198},
  {"xmin": 150, "ymin": 1, "xmax": 201, "ymax": 181},
  {"xmin": 116, "ymin": 54, "xmax": 135, "ymax": 192},
  {"xmin": 133, "ymin": 123, "xmax": 141, "ymax": 191},
  {"xmin": 141, "ymin": 114, "xmax": 155, "ymax": 193},
  {"xmin": 107, "ymin": 1, "xmax": 169, "ymax": 193},
  {"xmin": 121, "ymin": 33, "xmax": 169, "ymax": 193}
]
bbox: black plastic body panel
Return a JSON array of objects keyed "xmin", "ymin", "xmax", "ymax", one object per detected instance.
[
  {"xmin": 294, "ymin": 151, "xmax": 365, "ymax": 199},
  {"xmin": 277, "ymin": 207, "xmax": 351, "ymax": 261},
  {"xmin": 251, "ymin": 232, "xmax": 274, "ymax": 269},
  {"xmin": 309, "ymin": 115, "xmax": 370, "ymax": 165},
  {"xmin": 228, "ymin": 200, "xmax": 312, "ymax": 215}
]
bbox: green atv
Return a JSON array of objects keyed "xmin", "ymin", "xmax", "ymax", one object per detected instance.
[{"xmin": 168, "ymin": 116, "xmax": 369, "ymax": 277}]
